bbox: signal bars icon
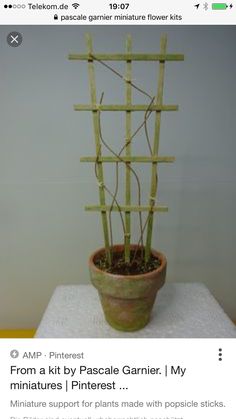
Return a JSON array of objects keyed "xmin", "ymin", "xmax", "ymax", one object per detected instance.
[{"xmin": 72, "ymin": 3, "xmax": 80, "ymax": 8}]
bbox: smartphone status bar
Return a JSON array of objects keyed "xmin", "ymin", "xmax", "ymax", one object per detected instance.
[{"xmin": 0, "ymin": 1, "xmax": 235, "ymax": 25}]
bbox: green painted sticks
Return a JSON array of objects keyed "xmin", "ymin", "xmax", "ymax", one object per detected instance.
[
  {"xmin": 74, "ymin": 104, "xmax": 178, "ymax": 111},
  {"xmin": 145, "ymin": 35, "xmax": 167, "ymax": 262},
  {"xmin": 70, "ymin": 33, "xmax": 184, "ymax": 266},
  {"xmin": 69, "ymin": 53, "xmax": 184, "ymax": 61},
  {"xmin": 85, "ymin": 205, "xmax": 168, "ymax": 212},
  {"xmin": 124, "ymin": 35, "xmax": 133, "ymax": 262},
  {"xmin": 85, "ymin": 34, "xmax": 111, "ymax": 264},
  {"xmin": 80, "ymin": 156, "xmax": 175, "ymax": 163}
]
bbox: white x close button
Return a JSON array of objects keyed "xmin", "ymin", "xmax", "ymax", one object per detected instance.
[{"xmin": 7, "ymin": 31, "xmax": 23, "ymax": 47}]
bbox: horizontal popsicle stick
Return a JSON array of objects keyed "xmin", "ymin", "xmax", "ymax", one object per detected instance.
[
  {"xmin": 74, "ymin": 104, "xmax": 178, "ymax": 111},
  {"xmin": 68, "ymin": 53, "xmax": 184, "ymax": 62},
  {"xmin": 80, "ymin": 156, "xmax": 175, "ymax": 163},
  {"xmin": 85, "ymin": 205, "xmax": 168, "ymax": 212}
]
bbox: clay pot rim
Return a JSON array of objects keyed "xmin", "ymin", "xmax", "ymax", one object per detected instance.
[{"xmin": 89, "ymin": 244, "xmax": 167, "ymax": 280}]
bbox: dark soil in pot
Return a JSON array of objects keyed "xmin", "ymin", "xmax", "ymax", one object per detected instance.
[{"xmin": 94, "ymin": 248, "xmax": 161, "ymax": 275}]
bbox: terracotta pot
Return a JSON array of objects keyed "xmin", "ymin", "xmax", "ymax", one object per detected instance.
[{"xmin": 89, "ymin": 244, "xmax": 167, "ymax": 332}]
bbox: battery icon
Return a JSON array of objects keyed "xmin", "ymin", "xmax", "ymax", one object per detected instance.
[{"xmin": 212, "ymin": 3, "xmax": 228, "ymax": 9}]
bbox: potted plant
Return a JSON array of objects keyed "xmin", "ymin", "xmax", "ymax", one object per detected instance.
[{"xmin": 69, "ymin": 33, "xmax": 184, "ymax": 331}]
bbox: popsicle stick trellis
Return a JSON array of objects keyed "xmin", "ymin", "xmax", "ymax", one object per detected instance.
[{"xmin": 69, "ymin": 34, "xmax": 184, "ymax": 265}]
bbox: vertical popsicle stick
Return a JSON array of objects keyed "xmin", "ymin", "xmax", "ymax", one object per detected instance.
[
  {"xmin": 85, "ymin": 33, "xmax": 111, "ymax": 264},
  {"xmin": 124, "ymin": 34, "xmax": 132, "ymax": 263},
  {"xmin": 145, "ymin": 35, "xmax": 167, "ymax": 262}
]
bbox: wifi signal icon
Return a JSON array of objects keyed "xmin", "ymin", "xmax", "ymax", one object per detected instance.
[{"xmin": 72, "ymin": 3, "xmax": 80, "ymax": 8}]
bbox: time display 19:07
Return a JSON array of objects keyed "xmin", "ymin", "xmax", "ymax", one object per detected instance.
[{"xmin": 109, "ymin": 3, "xmax": 130, "ymax": 9}]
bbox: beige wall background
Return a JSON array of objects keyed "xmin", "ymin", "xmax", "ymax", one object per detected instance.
[{"xmin": 0, "ymin": 26, "xmax": 236, "ymax": 328}]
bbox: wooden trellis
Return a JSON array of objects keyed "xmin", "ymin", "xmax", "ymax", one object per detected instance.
[{"xmin": 69, "ymin": 34, "xmax": 184, "ymax": 264}]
